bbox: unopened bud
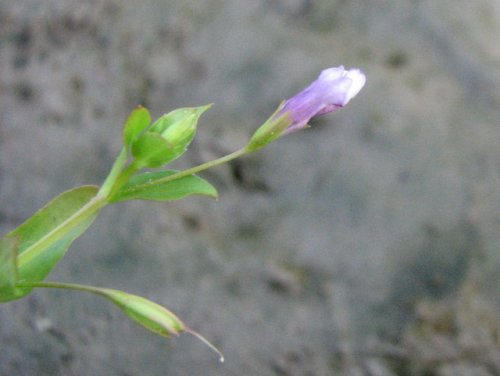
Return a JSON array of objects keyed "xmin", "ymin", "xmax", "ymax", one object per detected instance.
[
  {"xmin": 101, "ymin": 288, "xmax": 185, "ymax": 337},
  {"xmin": 247, "ymin": 66, "xmax": 366, "ymax": 151},
  {"xmin": 151, "ymin": 105, "xmax": 211, "ymax": 150},
  {"xmin": 131, "ymin": 105, "xmax": 211, "ymax": 167}
]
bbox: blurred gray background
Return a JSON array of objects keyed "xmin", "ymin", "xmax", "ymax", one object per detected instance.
[{"xmin": 0, "ymin": 1, "xmax": 499, "ymax": 375}]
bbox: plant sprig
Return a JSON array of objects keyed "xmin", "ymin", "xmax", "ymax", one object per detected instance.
[{"xmin": 0, "ymin": 66, "xmax": 365, "ymax": 362}]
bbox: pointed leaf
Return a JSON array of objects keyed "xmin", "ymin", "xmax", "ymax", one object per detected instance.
[
  {"xmin": 123, "ymin": 106, "xmax": 151, "ymax": 148},
  {"xmin": 1, "ymin": 186, "xmax": 100, "ymax": 301},
  {"xmin": 109, "ymin": 171, "xmax": 218, "ymax": 202},
  {"xmin": 0, "ymin": 237, "xmax": 18, "ymax": 299}
]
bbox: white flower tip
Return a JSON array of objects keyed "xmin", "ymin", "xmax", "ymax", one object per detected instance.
[
  {"xmin": 343, "ymin": 69, "xmax": 366, "ymax": 105},
  {"xmin": 319, "ymin": 66, "xmax": 345, "ymax": 81}
]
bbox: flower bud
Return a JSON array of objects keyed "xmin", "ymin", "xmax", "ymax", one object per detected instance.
[
  {"xmin": 280, "ymin": 66, "xmax": 366, "ymax": 133},
  {"xmin": 247, "ymin": 66, "xmax": 366, "ymax": 150},
  {"xmin": 100, "ymin": 288, "xmax": 185, "ymax": 337},
  {"xmin": 151, "ymin": 105, "xmax": 211, "ymax": 150},
  {"xmin": 131, "ymin": 105, "xmax": 210, "ymax": 167},
  {"xmin": 97, "ymin": 287, "xmax": 224, "ymax": 361}
]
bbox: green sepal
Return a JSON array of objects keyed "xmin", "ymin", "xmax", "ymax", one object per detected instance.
[
  {"xmin": 1, "ymin": 186, "xmax": 100, "ymax": 302},
  {"xmin": 131, "ymin": 132, "xmax": 174, "ymax": 168},
  {"xmin": 123, "ymin": 106, "xmax": 151, "ymax": 149},
  {"xmin": 149, "ymin": 105, "xmax": 211, "ymax": 163},
  {"xmin": 0, "ymin": 237, "xmax": 18, "ymax": 299},
  {"xmin": 246, "ymin": 102, "xmax": 291, "ymax": 151},
  {"xmin": 109, "ymin": 170, "xmax": 218, "ymax": 202}
]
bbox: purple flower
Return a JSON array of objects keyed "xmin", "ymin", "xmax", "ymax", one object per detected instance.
[
  {"xmin": 279, "ymin": 66, "xmax": 366, "ymax": 133},
  {"xmin": 246, "ymin": 66, "xmax": 366, "ymax": 151}
]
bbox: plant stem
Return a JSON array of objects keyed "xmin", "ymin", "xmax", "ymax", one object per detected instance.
[
  {"xmin": 98, "ymin": 147, "xmax": 128, "ymax": 198},
  {"xmin": 18, "ymin": 147, "xmax": 250, "ymax": 265},
  {"xmin": 16, "ymin": 280, "xmax": 106, "ymax": 295},
  {"xmin": 117, "ymin": 147, "xmax": 249, "ymax": 194},
  {"xmin": 107, "ymin": 162, "xmax": 140, "ymax": 199}
]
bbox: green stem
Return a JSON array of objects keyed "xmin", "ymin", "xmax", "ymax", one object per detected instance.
[
  {"xmin": 107, "ymin": 162, "xmax": 140, "ymax": 199},
  {"xmin": 98, "ymin": 147, "xmax": 128, "ymax": 198},
  {"xmin": 168, "ymin": 147, "xmax": 248, "ymax": 180},
  {"xmin": 18, "ymin": 147, "xmax": 250, "ymax": 265},
  {"xmin": 117, "ymin": 147, "xmax": 249, "ymax": 194},
  {"xmin": 16, "ymin": 281, "xmax": 107, "ymax": 295}
]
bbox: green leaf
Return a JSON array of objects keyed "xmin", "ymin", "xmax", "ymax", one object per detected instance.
[
  {"xmin": 0, "ymin": 237, "xmax": 18, "ymax": 299},
  {"xmin": 109, "ymin": 171, "xmax": 218, "ymax": 202},
  {"xmin": 131, "ymin": 132, "xmax": 174, "ymax": 168},
  {"xmin": 1, "ymin": 186, "xmax": 100, "ymax": 302},
  {"xmin": 123, "ymin": 106, "xmax": 151, "ymax": 148}
]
